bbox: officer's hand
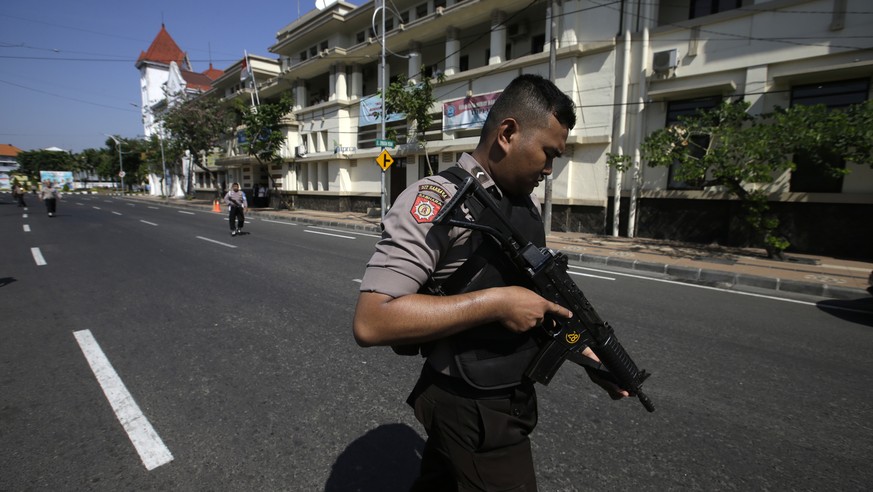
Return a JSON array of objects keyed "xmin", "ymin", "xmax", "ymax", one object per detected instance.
[
  {"xmin": 581, "ymin": 347, "xmax": 630, "ymax": 400},
  {"xmin": 497, "ymin": 286, "xmax": 572, "ymax": 334}
]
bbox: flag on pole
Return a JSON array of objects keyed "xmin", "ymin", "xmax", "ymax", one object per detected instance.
[{"xmin": 240, "ymin": 58, "xmax": 251, "ymax": 82}]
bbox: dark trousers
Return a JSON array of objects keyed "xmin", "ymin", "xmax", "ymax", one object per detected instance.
[
  {"xmin": 16, "ymin": 194, "xmax": 26, "ymax": 207},
  {"xmin": 228, "ymin": 206, "xmax": 244, "ymax": 230},
  {"xmin": 408, "ymin": 367, "xmax": 539, "ymax": 492},
  {"xmin": 45, "ymin": 198, "xmax": 57, "ymax": 215}
]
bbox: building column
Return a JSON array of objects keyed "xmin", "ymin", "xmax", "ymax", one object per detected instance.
[
  {"xmin": 350, "ymin": 64, "xmax": 363, "ymax": 100},
  {"xmin": 408, "ymin": 43, "xmax": 422, "ymax": 82},
  {"xmin": 335, "ymin": 63, "xmax": 347, "ymax": 100},
  {"xmin": 444, "ymin": 27, "xmax": 460, "ymax": 76},
  {"xmin": 744, "ymin": 65, "xmax": 768, "ymax": 114},
  {"xmin": 294, "ymin": 80, "xmax": 306, "ymax": 111},
  {"xmin": 329, "ymin": 65, "xmax": 337, "ymax": 101},
  {"xmin": 489, "ymin": 10, "xmax": 506, "ymax": 65}
]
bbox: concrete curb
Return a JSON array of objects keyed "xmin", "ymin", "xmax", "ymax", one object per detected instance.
[{"xmin": 561, "ymin": 251, "xmax": 869, "ymax": 300}]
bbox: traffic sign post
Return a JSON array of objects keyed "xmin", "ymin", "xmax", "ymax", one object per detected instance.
[{"xmin": 376, "ymin": 149, "xmax": 394, "ymax": 171}]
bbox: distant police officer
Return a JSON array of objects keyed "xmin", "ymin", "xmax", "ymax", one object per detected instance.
[
  {"xmin": 353, "ymin": 74, "xmax": 627, "ymax": 491},
  {"xmin": 224, "ymin": 182, "xmax": 247, "ymax": 236}
]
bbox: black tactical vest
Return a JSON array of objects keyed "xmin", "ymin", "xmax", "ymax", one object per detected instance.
[{"xmin": 435, "ymin": 168, "xmax": 547, "ymax": 390}]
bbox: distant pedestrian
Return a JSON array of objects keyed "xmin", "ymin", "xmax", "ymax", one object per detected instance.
[
  {"xmin": 224, "ymin": 182, "xmax": 247, "ymax": 236},
  {"xmin": 12, "ymin": 183, "xmax": 27, "ymax": 207},
  {"xmin": 39, "ymin": 181, "xmax": 60, "ymax": 217}
]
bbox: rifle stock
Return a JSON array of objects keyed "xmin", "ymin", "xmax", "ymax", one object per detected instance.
[{"xmin": 434, "ymin": 175, "xmax": 654, "ymax": 412}]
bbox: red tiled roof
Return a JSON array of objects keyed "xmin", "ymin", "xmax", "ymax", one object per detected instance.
[
  {"xmin": 181, "ymin": 69, "xmax": 216, "ymax": 92},
  {"xmin": 202, "ymin": 63, "xmax": 224, "ymax": 81},
  {"xmin": 136, "ymin": 24, "xmax": 190, "ymax": 70},
  {"xmin": 0, "ymin": 144, "xmax": 22, "ymax": 157}
]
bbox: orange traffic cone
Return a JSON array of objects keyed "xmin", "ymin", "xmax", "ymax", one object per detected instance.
[{"xmin": 212, "ymin": 199, "xmax": 222, "ymax": 213}]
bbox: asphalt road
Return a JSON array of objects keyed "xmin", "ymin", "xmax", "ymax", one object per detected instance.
[{"xmin": 2, "ymin": 195, "xmax": 872, "ymax": 491}]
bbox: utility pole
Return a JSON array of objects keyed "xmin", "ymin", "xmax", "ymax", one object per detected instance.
[
  {"xmin": 543, "ymin": 0, "xmax": 558, "ymax": 234},
  {"xmin": 378, "ymin": 0, "xmax": 388, "ymax": 220},
  {"xmin": 105, "ymin": 134, "xmax": 125, "ymax": 197}
]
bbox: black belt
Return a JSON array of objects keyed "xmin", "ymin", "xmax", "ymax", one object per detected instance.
[{"xmin": 413, "ymin": 363, "xmax": 532, "ymax": 402}]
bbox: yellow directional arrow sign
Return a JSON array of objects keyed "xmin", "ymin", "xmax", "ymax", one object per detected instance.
[{"xmin": 376, "ymin": 149, "xmax": 394, "ymax": 171}]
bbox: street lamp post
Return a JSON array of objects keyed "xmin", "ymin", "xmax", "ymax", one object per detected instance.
[{"xmin": 105, "ymin": 134, "xmax": 125, "ymax": 196}]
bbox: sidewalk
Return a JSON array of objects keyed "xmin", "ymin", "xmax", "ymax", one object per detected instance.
[{"xmin": 127, "ymin": 194, "xmax": 873, "ymax": 300}]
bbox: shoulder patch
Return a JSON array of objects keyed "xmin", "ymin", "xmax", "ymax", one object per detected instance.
[
  {"xmin": 418, "ymin": 183, "xmax": 450, "ymax": 201},
  {"xmin": 411, "ymin": 193, "xmax": 443, "ymax": 224}
]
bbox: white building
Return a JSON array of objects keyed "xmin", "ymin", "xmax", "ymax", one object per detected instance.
[
  {"xmin": 184, "ymin": 0, "xmax": 871, "ymax": 258},
  {"xmin": 136, "ymin": 24, "xmax": 224, "ymax": 197}
]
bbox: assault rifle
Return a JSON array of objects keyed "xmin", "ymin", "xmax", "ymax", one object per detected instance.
[{"xmin": 433, "ymin": 175, "xmax": 655, "ymax": 412}]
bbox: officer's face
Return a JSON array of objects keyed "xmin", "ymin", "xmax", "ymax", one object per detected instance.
[{"xmin": 498, "ymin": 114, "xmax": 568, "ymax": 197}]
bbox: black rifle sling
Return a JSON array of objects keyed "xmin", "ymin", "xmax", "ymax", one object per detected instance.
[
  {"xmin": 393, "ymin": 167, "xmax": 495, "ymax": 357},
  {"xmin": 425, "ymin": 167, "xmax": 497, "ymax": 297}
]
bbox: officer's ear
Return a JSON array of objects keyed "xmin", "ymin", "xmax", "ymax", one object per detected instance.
[{"xmin": 496, "ymin": 117, "xmax": 519, "ymax": 154}]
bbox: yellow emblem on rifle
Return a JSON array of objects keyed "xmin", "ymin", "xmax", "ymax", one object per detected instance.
[{"xmin": 565, "ymin": 332, "xmax": 581, "ymax": 344}]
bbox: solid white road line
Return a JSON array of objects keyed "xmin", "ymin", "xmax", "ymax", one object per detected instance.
[
  {"xmin": 261, "ymin": 219, "xmax": 298, "ymax": 226},
  {"xmin": 178, "ymin": 211, "xmax": 195, "ymax": 215},
  {"xmin": 195, "ymin": 236, "xmax": 237, "ymax": 248},
  {"xmin": 147, "ymin": 206, "xmax": 159, "ymax": 210},
  {"xmin": 31, "ymin": 247, "xmax": 46, "ymax": 266},
  {"xmin": 304, "ymin": 229, "xmax": 355, "ymax": 239},
  {"xmin": 23, "ymin": 225, "xmax": 30, "ymax": 232},
  {"xmin": 309, "ymin": 226, "xmax": 380, "ymax": 238},
  {"xmin": 73, "ymin": 330, "xmax": 174, "ymax": 471},
  {"xmin": 140, "ymin": 220, "xmax": 158, "ymax": 226}
]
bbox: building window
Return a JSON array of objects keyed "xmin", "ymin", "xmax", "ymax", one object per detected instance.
[
  {"xmin": 385, "ymin": 17, "xmax": 394, "ymax": 31},
  {"xmin": 664, "ymin": 96, "xmax": 721, "ymax": 190},
  {"xmin": 300, "ymin": 51, "xmax": 308, "ymax": 61},
  {"xmin": 400, "ymin": 11, "xmax": 409, "ymax": 24},
  {"xmin": 788, "ymin": 79, "xmax": 869, "ymax": 193},
  {"xmin": 531, "ymin": 34, "xmax": 546, "ymax": 54},
  {"xmin": 690, "ymin": 0, "xmax": 742, "ymax": 19},
  {"xmin": 416, "ymin": 3, "xmax": 428, "ymax": 19},
  {"xmin": 459, "ymin": 55, "xmax": 469, "ymax": 72},
  {"xmin": 320, "ymin": 41, "xmax": 328, "ymax": 52},
  {"xmin": 309, "ymin": 46, "xmax": 317, "ymax": 57},
  {"xmin": 356, "ymin": 30, "xmax": 366, "ymax": 43}
]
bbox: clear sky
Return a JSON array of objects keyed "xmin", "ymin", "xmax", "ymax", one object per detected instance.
[{"xmin": 1, "ymin": 0, "xmax": 366, "ymax": 153}]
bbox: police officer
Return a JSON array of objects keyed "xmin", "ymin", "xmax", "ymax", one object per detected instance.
[{"xmin": 353, "ymin": 74, "xmax": 628, "ymax": 491}]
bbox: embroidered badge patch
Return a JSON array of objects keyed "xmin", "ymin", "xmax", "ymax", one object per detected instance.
[{"xmin": 411, "ymin": 193, "xmax": 443, "ymax": 223}]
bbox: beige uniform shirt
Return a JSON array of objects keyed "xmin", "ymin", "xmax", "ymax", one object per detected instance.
[
  {"xmin": 360, "ymin": 153, "xmax": 542, "ymax": 375},
  {"xmin": 362, "ymin": 153, "xmax": 492, "ymax": 296}
]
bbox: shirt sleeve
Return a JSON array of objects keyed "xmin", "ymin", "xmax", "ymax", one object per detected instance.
[{"xmin": 360, "ymin": 175, "xmax": 467, "ymax": 299}]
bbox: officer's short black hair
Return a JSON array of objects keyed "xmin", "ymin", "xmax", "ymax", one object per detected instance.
[{"xmin": 481, "ymin": 74, "xmax": 576, "ymax": 138}]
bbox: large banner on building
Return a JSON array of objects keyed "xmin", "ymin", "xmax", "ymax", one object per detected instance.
[
  {"xmin": 443, "ymin": 91, "xmax": 501, "ymax": 132},
  {"xmin": 359, "ymin": 94, "xmax": 405, "ymax": 127},
  {"xmin": 39, "ymin": 171, "xmax": 74, "ymax": 189}
]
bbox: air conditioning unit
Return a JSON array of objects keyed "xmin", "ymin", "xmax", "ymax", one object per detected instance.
[
  {"xmin": 319, "ymin": 49, "xmax": 329, "ymax": 58},
  {"xmin": 507, "ymin": 22, "xmax": 528, "ymax": 38},
  {"xmin": 295, "ymin": 145, "xmax": 307, "ymax": 157},
  {"xmin": 435, "ymin": 6, "xmax": 445, "ymax": 16},
  {"xmin": 652, "ymin": 49, "xmax": 678, "ymax": 73}
]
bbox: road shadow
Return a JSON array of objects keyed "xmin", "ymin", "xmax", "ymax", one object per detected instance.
[
  {"xmin": 0, "ymin": 277, "xmax": 16, "ymax": 288},
  {"xmin": 325, "ymin": 423, "xmax": 424, "ymax": 492},
  {"xmin": 817, "ymin": 297, "xmax": 873, "ymax": 327}
]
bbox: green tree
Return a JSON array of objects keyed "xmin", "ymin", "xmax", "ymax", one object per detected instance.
[
  {"xmin": 235, "ymin": 94, "xmax": 294, "ymax": 208},
  {"xmin": 104, "ymin": 137, "xmax": 147, "ymax": 192},
  {"xmin": 608, "ymin": 101, "xmax": 873, "ymax": 258},
  {"xmin": 17, "ymin": 149, "xmax": 76, "ymax": 180},
  {"xmin": 161, "ymin": 96, "xmax": 234, "ymax": 197},
  {"xmin": 608, "ymin": 100, "xmax": 873, "ymax": 259},
  {"xmin": 383, "ymin": 69, "xmax": 445, "ymax": 175}
]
